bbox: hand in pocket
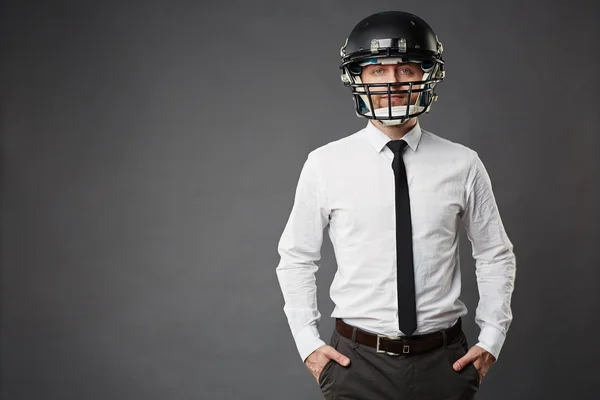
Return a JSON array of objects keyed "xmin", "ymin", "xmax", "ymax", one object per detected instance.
[{"xmin": 304, "ymin": 344, "xmax": 351, "ymax": 384}]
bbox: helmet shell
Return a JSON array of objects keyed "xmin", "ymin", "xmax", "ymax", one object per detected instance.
[{"xmin": 341, "ymin": 11, "xmax": 443, "ymax": 68}]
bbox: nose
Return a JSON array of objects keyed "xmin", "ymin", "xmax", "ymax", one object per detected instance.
[
  {"xmin": 381, "ymin": 70, "xmax": 402, "ymax": 84},
  {"xmin": 382, "ymin": 68, "xmax": 412, "ymax": 94},
  {"xmin": 370, "ymin": 67, "xmax": 402, "ymax": 94},
  {"xmin": 384, "ymin": 76, "xmax": 411, "ymax": 96}
]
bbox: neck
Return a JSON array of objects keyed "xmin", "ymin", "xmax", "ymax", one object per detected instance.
[{"xmin": 370, "ymin": 117, "xmax": 418, "ymax": 140}]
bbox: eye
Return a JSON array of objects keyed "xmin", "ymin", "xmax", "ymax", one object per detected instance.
[{"xmin": 373, "ymin": 68, "xmax": 385, "ymax": 75}]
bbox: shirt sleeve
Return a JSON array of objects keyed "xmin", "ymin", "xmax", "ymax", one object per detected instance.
[
  {"xmin": 460, "ymin": 151, "xmax": 517, "ymax": 361},
  {"xmin": 276, "ymin": 151, "xmax": 331, "ymax": 363}
]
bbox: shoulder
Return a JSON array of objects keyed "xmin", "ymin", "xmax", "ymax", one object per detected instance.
[
  {"xmin": 307, "ymin": 127, "xmax": 366, "ymax": 161},
  {"xmin": 420, "ymin": 127, "xmax": 478, "ymax": 163},
  {"xmin": 419, "ymin": 128, "xmax": 484, "ymax": 190}
]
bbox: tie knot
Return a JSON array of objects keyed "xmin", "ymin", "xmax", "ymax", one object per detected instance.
[{"xmin": 386, "ymin": 140, "xmax": 408, "ymax": 153}]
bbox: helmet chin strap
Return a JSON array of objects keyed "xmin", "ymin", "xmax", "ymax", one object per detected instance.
[{"xmin": 366, "ymin": 105, "xmax": 425, "ymax": 124}]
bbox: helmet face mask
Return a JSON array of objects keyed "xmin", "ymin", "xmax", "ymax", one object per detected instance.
[{"xmin": 340, "ymin": 12, "xmax": 445, "ymax": 125}]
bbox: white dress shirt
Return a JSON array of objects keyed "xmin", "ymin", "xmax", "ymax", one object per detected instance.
[{"xmin": 276, "ymin": 120, "xmax": 516, "ymax": 363}]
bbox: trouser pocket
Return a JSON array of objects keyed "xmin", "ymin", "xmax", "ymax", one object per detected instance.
[
  {"xmin": 447, "ymin": 332, "xmax": 480, "ymax": 391},
  {"xmin": 318, "ymin": 329, "xmax": 342, "ymax": 396}
]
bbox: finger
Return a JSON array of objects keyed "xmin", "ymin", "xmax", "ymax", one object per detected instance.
[
  {"xmin": 453, "ymin": 349, "xmax": 478, "ymax": 371},
  {"xmin": 479, "ymin": 367, "xmax": 486, "ymax": 383},
  {"xmin": 325, "ymin": 348, "xmax": 351, "ymax": 366}
]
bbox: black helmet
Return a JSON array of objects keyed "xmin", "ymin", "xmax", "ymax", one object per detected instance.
[{"xmin": 340, "ymin": 11, "xmax": 445, "ymax": 125}]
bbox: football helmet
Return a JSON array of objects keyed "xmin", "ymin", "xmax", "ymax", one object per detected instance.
[{"xmin": 340, "ymin": 11, "xmax": 445, "ymax": 125}]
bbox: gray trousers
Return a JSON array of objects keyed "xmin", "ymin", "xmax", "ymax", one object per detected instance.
[{"xmin": 318, "ymin": 326, "xmax": 480, "ymax": 399}]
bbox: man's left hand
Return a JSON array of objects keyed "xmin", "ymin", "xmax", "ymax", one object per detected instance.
[{"xmin": 452, "ymin": 345, "xmax": 496, "ymax": 384}]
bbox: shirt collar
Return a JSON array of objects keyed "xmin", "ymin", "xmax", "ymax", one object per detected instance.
[{"xmin": 362, "ymin": 120, "xmax": 423, "ymax": 153}]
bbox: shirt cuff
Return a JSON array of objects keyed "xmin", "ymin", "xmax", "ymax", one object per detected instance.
[
  {"xmin": 476, "ymin": 324, "xmax": 506, "ymax": 362},
  {"xmin": 295, "ymin": 324, "xmax": 326, "ymax": 363}
]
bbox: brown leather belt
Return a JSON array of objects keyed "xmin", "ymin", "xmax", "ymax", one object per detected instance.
[{"xmin": 335, "ymin": 318, "xmax": 462, "ymax": 356}]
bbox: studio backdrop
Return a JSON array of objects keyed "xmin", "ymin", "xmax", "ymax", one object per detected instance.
[{"xmin": 1, "ymin": 1, "xmax": 598, "ymax": 399}]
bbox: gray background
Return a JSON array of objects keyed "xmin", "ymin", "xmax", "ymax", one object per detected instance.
[{"xmin": 1, "ymin": 0, "xmax": 598, "ymax": 399}]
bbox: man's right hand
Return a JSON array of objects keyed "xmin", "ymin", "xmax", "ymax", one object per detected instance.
[{"xmin": 304, "ymin": 344, "xmax": 351, "ymax": 384}]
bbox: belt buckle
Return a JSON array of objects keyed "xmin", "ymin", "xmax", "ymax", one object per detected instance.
[{"xmin": 376, "ymin": 334, "xmax": 410, "ymax": 356}]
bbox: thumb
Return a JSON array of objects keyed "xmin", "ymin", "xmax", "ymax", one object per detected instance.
[
  {"xmin": 453, "ymin": 351, "xmax": 476, "ymax": 371},
  {"xmin": 327, "ymin": 348, "xmax": 351, "ymax": 366}
]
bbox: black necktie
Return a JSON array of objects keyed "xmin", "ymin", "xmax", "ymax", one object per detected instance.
[{"xmin": 386, "ymin": 139, "xmax": 417, "ymax": 337}]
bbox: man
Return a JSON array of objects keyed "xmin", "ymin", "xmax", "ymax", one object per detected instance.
[{"xmin": 276, "ymin": 11, "xmax": 516, "ymax": 400}]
